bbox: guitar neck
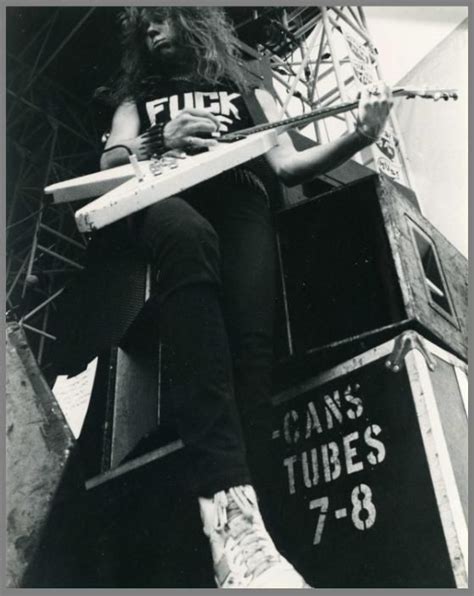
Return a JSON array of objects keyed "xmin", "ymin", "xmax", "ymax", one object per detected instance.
[{"xmin": 220, "ymin": 87, "xmax": 438, "ymax": 141}]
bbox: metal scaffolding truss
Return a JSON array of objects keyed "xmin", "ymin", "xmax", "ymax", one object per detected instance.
[
  {"xmin": 6, "ymin": 8, "xmax": 100, "ymax": 368},
  {"xmin": 6, "ymin": 6, "xmax": 412, "ymax": 371},
  {"xmin": 263, "ymin": 6, "xmax": 412, "ymax": 186}
]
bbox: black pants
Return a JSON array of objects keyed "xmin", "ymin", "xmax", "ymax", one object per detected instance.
[{"xmin": 134, "ymin": 177, "xmax": 277, "ymax": 497}]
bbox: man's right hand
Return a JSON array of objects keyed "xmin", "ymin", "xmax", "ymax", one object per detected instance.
[
  {"xmin": 122, "ymin": 132, "xmax": 159, "ymax": 161},
  {"xmin": 163, "ymin": 108, "xmax": 221, "ymax": 151},
  {"xmin": 100, "ymin": 103, "xmax": 222, "ymax": 170}
]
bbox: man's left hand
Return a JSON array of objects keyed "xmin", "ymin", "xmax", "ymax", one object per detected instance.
[{"xmin": 356, "ymin": 81, "xmax": 393, "ymax": 142}]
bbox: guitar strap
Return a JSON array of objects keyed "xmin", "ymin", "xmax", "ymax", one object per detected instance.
[
  {"xmin": 240, "ymin": 89, "xmax": 285, "ymax": 209},
  {"xmin": 242, "ymin": 88, "xmax": 271, "ymax": 128},
  {"xmin": 243, "ymin": 88, "xmax": 320, "ymax": 151},
  {"xmin": 241, "ymin": 89, "xmax": 318, "ymax": 208}
]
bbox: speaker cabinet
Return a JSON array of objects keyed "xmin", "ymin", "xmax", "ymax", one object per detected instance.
[
  {"xmin": 275, "ymin": 173, "xmax": 467, "ymax": 371},
  {"xmin": 78, "ymin": 173, "xmax": 468, "ymax": 481},
  {"xmin": 270, "ymin": 332, "xmax": 467, "ymax": 587}
]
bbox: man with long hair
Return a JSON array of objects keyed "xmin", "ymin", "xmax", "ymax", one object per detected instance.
[{"xmin": 99, "ymin": 7, "xmax": 392, "ymax": 588}]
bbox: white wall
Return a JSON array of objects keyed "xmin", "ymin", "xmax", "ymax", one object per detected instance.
[
  {"xmin": 397, "ymin": 20, "xmax": 468, "ymax": 256},
  {"xmin": 365, "ymin": 7, "xmax": 468, "ymax": 257},
  {"xmin": 364, "ymin": 6, "xmax": 468, "ymax": 85}
]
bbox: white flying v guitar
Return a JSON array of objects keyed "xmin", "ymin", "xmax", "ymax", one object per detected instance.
[{"xmin": 44, "ymin": 87, "xmax": 457, "ymax": 233}]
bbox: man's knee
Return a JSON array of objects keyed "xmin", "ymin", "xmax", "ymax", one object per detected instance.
[
  {"xmin": 141, "ymin": 199, "xmax": 221, "ymax": 295},
  {"xmin": 141, "ymin": 199, "xmax": 219, "ymax": 260},
  {"xmin": 181, "ymin": 211, "xmax": 220, "ymax": 257}
]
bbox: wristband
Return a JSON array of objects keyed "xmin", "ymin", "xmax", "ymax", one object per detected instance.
[
  {"xmin": 355, "ymin": 120, "xmax": 381, "ymax": 143},
  {"xmin": 148, "ymin": 122, "xmax": 168, "ymax": 157}
]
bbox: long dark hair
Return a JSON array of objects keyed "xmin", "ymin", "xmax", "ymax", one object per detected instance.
[{"xmin": 101, "ymin": 7, "xmax": 250, "ymax": 106}]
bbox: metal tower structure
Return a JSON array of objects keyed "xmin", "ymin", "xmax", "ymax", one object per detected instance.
[
  {"xmin": 6, "ymin": 6, "xmax": 412, "ymax": 371},
  {"xmin": 246, "ymin": 6, "xmax": 412, "ymax": 186},
  {"xmin": 6, "ymin": 8, "xmax": 101, "ymax": 370}
]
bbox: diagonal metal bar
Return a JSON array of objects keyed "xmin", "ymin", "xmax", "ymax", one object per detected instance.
[
  {"xmin": 39, "ymin": 222, "xmax": 86, "ymax": 250},
  {"xmin": 22, "ymin": 7, "xmax": 96, "ymax": 93},
  {"xmin": 271, "ymin": 71, "xmax": 313, "ymax": 108},
  {"xmin": 309, "ymin": 29, "xmax": 327, "ymax": 104},
  {"xmin": 234, "ymin": 38, "xmax": 263, "ymax": 60},
  {"xmin": 312, "ymin": 64, "xmax": 335, "ymax": 86},
  {"xmin": 36, "ymin": 244, "xmax": 84, "ymax": 270},
  {"xmin": 22, "ymin": 287, "xmax": 64, "ymax": 323},
  {"xmin": 6, "ymin": 206, "xmax": 44, "ymax": 232},
  {"xmin": 18, "ymin": 10, "xmax": 59, "ymax": 60},
  {"xmin": 331, "ymin": 7, "xmax": 373, "ymax": 46},
  {"xmin": 285, "ymin": 7, "xmax": 307, "ymax": 25},
  {"xmin": 321, "ymin": 8, "xmax": 352, "ymax": 131},
  {"xmin": 6, "ymin": 90, "xmax": 97, "ymax": 147},
  {"xmin": 37, "ymin": 300, "xmax": 51, "ymax": 363},
  {"xmin": 271, "ymin": 91, "xmax": 292, "ymax": 119},
  {"xmin": 22, "ymin": 126, "xmax": 58, "ymax": 297},
  {"xmin": 21, "ymin": 322, "xmax": 57, "ymax": 341},
  {"xmin": 290, "ymin": 13, "xmax": 321, "ymax": 41},
  {"xmin": 36, "ymin": 268, "xmax": 80, "ymax": 274},
  {"xmin": 347, "ymin": 6, "xmax": 364, "ymax": 29},
  {"xmin": 6, "ymin": 254, "xmax": 29, "ymax": 302},
  {"xmin": 278, "ymin": 21, "xmax": 322, "ymax": 118},
  {"xmin": 27, "ymin": 10, "xmax": 59, "ymax": 85},
  {"xmin": 270, "ymin": 53, "xmax": 298, "ymax": 77},
  {"xmin": 316, "ymin": 75, "xmax": 355, "ymax": 107},
  {"xmin": 8, "ymin": 52, "xmax": 90, "ymax": 110}
]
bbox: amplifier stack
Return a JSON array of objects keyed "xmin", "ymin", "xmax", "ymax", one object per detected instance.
[
  {"xmin": 18, "ymin": 173, "xmax": 467, "ymax": 588},
  {"xmin": 268, "ymin": 172, "xmax": 468, "ymax": 587}
]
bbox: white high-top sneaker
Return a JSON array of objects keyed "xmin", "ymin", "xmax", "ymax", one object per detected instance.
[{"xmin": 199, "ymin": 484, "xmax": 310, "ymax": 588}]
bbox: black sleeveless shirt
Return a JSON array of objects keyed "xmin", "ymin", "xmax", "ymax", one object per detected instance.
[{"xmin": 135, "ymin": 77, "xmax": 272, "ymax": 198}]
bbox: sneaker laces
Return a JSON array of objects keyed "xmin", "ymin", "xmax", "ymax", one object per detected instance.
[{"xmin": 213, "ymin": 486, "xmax": 281, "ymax": 580}]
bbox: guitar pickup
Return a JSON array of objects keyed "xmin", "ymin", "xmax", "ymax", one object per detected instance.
[
  {"xmin": 185, "ymin": 146, "xmax": 209, "ymax": 156},
  {"xmin": 218, "ymin": 134, "xmax": 247, "ymax": 143}
]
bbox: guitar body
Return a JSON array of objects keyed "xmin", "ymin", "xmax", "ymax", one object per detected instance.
[
  {"xmin": 42, "ymin": 87, "xmax": 456, "ymax": 232},
  {"xmin": 74, "ymin": 130, "xmax": 279, "ymax": 232},
  {"xmin": 44, "ymin": 162, "xmax": 144, "ymax": 203}
]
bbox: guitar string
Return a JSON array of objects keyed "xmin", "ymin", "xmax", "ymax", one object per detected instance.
[{"xmin": 219, "ymin": 87, "xmax": 456, "ymax": 142}]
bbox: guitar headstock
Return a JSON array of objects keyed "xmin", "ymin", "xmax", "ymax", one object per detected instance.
[{"xmin": 399, "ymin": 87, "xmax": 458, "ymax": 101}]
